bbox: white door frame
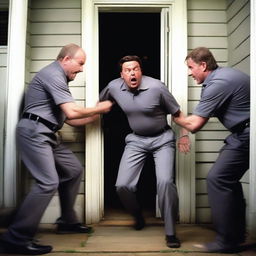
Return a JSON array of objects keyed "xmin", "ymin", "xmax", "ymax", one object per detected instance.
[
  {"xmin": 4, "ymin": 0, "xmax": 28, "ymax": 207},
  {"xmin": 82, "ymin": 0, "xmax": 191, "ymax": 224}
]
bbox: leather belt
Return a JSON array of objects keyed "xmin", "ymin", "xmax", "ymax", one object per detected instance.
[
  {"xmin": 230, "ymin": 119, "xmax": 250, "ymax": 133},
  {"xmin": 22, "ymin": 112, "xmax": 59, "ymax": 132},
  {"xmin": 134, "ymin": 125, "xmax": 170, "ymax": 137}
]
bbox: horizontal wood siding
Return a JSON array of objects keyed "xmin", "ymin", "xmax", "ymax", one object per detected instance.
[
  {"xmin": 227, "ymin": 0, "xmax": 250, "ymax": 220},
  {"xmin": 0, "ymin": 0, "xmax": 8, "ymax": 8},
  {"xmin": 227, "ymin": 0, "xmax": 250, "ymax": 74},
  {"xmin": 27, "ymin": 0, "xmax": 84, "ymax": 223},
  {"xmin": 187, "ymin": 0, "xmax": 228, "ymax": 223}
]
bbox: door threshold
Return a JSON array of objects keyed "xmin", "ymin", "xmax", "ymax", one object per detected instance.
[{"xmin": 99, "ymin": 207, "xmax": 163, "ymax": 226}]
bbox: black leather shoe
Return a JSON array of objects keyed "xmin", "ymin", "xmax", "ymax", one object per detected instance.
[
  {"xmin": 133, "ymin": 214, "xmax": 145, "ymax": 230},
  {"xmin": 166, "ymin": 235, "xmax": 181, "ymax": 248},
  {"xmin": 0, "ymin": 240, "xmax": 52, "ymax": 255},
  {"xmin": 56, "ymin": 222, "xmax": 93, "ymax": 234}
]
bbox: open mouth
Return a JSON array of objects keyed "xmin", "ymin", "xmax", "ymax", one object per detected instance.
[{"xmin": 131, "ymin": 77, "xmax": 137, "ymax": 84}]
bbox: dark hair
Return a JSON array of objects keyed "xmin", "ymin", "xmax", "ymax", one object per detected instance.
[
  {"xmin": 56, "ymin": 43, "xmax": 82, "ymax": 60},
  {"xmin": 185, "ymin": 47, "xmax": 218, "ymax": 71},
  {"xmin": 118, "ymin": 55, "xmax": 143, "ymax": 72}
]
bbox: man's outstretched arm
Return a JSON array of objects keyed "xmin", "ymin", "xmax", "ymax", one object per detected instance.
[{"xmin": 172, "ymin": 110, "xmax": 209, "ymax": 133}]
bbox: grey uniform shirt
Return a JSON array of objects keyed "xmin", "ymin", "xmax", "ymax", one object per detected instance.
[
  {"xmin": 23, "ymin": 61, "xmax": 74, "ymax": 128},
  {"xmin": 193, "ymin": 67, "xmax": 250, "ymax": 131},
  {"xmin": 100, "ymin": 75, "xmax": 180, "ymax": 136}
]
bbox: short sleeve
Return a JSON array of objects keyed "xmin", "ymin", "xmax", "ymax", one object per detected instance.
[
  {"xmin": 43, "ymin": 73, "xmax": 74, "ymax": 105},
  {"xmin": 160, "ymin": 83, "xmax": 180, "ymax": 115},
  {"xmin": 193, "ymin": 81, "xmax": 231, "ymax": 118}
]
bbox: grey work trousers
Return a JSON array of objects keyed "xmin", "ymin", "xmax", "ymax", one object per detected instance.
[
  {"xmin": 206, "ymin": 128, "xmax": 249, "ymax": 246},
  {"xmin": 116, "ymin": 129, "xmax": 178, "ymax": 236},
  {"xmin": 2, "ymin": 119, "xmax": 83, "ymax": 245}
]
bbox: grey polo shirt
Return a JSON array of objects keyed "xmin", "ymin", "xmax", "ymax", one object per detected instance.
[
  {"xmin": 193, "ymin": 67, "xmax": 250, "ymax": 130},
  {"xmin": 100, "ymin": 75, "xmax": 180, "ymax": 135},
  {"xmin": 23, "ymin": 61, "xmax": 74, "ymax": 128}
]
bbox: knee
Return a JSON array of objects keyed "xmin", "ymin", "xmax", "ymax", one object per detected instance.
[
  {"xmin": 67, "ymin": 164, "xmax": 83, "ymax": 180},
  {"xmin": 39, "ymin": 180, "xmax": 59, "ymax": 194},
  {"xmin": 73, "ymin": 165, "xmax": 83, "ymax": 178}
]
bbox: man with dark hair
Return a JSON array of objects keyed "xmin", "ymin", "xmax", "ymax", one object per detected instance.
[
  {"xmin": 100, "ymin": 55, "xmax": 190, "ymax": 248},
  {"xmin": 173, "ymin": 47, "xmax": 250, "ymax": 253},
  {"xmin": 0, "ymin": 43, "xmax": 112, "ymax": 255}
]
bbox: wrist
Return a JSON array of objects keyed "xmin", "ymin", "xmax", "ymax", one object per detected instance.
[{"xmin": 178, "ymin": 134, "xmax": 189, "ymax": 139}]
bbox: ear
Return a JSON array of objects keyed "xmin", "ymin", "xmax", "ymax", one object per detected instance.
[
  {"xmin": 63, "ymin": 55, "xmax": 71, "ymax": 62},
  {"xmin": 120, "ymin": 72, "xmax": 123, "ymax": 78},
  {"xmin": 201, "ymin": 62, "xmax": 207, "ymax": 72}
]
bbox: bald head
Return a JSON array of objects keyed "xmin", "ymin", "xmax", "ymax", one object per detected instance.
[
  {"xmin": 57, "ymin": 44, "xmax": 86, "ymax": 81},
  {"xmin": 57, "ymin": 43, "xmax": 85, "ymax": 61}
]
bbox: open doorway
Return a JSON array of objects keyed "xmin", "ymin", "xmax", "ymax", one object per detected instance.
[{"xmin": 99, "ymin": 12, "xmax": 161, "ymax": 218}]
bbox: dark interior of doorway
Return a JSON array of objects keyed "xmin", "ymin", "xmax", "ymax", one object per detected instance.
[{"xmin": 99, "ymin": 12, "xmax": 160, "ymax": 217}]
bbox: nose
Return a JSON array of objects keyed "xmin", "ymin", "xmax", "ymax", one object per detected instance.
[
  {"xmin": 80, "ymin": 65, "xmax": 83, "ymax": 72},
  {"xmin": 188, "ymin": 69, "xmax": 192, "ymax": 76}
]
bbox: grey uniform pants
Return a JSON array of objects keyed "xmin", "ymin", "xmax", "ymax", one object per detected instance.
[
  {"xmin": 206, "ymin": 128, "xmax": 249, "ymax": 246},
  {"xmin": 116, "ymin": 129, "xmax": 178, "ymax": 236},
  {"xmin": 2, "ymin": 119, "xmax": 83, "ymax": 245}
]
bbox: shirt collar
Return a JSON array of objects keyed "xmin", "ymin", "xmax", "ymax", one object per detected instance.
[
  {"xmin": 55, "ymin": 60, "xmax": 68, "ymax": 82},
  {"xmin": 202, "ymin": 67, "xmax": 220, "ymax": 87}
]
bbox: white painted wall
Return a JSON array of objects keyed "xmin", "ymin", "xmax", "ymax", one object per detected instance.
[
  {"xmin": 227, "ymin": 0, "xmax": 250, "ymax": 226},
  {"xmin": 227, "ymin": 0, "xmax": 250, "ymax": 74},
  {"xmin": 187, "ymin": 0, "xmax": 229, "ymax": 223}
]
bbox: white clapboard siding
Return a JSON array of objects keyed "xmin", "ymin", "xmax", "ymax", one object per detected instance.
[
  {"xmin": 31, "ymin": 22, "xmax": 81, "ymax": 35},
  {"xmin": 30, "ymin": 35, "xmax": 81, "ymax": 47},
  {"xmin": 27, "ymin": 0, "xmax": 84, "ymax": 223},
  {"xmin": 196, "ymin": 208, "xmax": 212, "ymax": 223},
  {"xmin": 196, "ymin": 131, "xmax": 230, "ymax": 140},
  {"xmin": 195, "ymin": 141, "xmax": 225, "ymax": 152},
  {"xmin": 235, "ymin": 57, "xmax": 250, "ymax": 75},
  {"xmin": 31, "ymin": 0, "xmax": 81, "ymax": 8},
  {"xmin": 229, "ymin": 38, "xmax": 250, "ymax": 67},
  {"xmin": 188, "ymin": 37, "xmax": 228, "ymax": 49},
  {"xmin": 188, "ymin": 0, "xmax": 234, "ymax": 223},
  {"xmin": 196, "ymin": 163, "xmax": 213, "ymax": 178},
  {"xmin": 188, "ymin": 24, "xmax": 227, "ymax": 37},
  {"xmin": 228, "ymin": 16, "xmax": 250, "ymax": 51},
  {"xmin": 226, "ymin": 0, "xmax": 250, "ymax": 218},
  {"xmin": 0, "ymin": 0, "xmax": 8, "ymax": 8},
  {"xmin": 188, "ymin": 10, "xmax": 226, "ymax": 23},
  {"xmin": 41, "ymin": 195, "xmax": 84, "ymax": 224},
  {"xmin": 227, "ymin": 1, "xmax": 250, "ymax": 34},
  {"xmin": 187, "ymin": 0, "xmax": 226, "ymax": 9},
  {"xmin": 227, "ymin": 0, "xmax": 250, "ymax": 73},
  {"xmin": 30, "ymin": 9, "xmax": 81, "ymax": 22}
]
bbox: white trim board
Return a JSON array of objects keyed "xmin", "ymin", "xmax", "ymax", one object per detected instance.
[{"xmin": 82, "ymin": 0, "xmax": 190, "ymax": 224}]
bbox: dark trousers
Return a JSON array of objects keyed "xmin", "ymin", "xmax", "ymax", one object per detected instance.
[
  {"xmin": 2, "ymin": 119, "xmax": 83, "ymax": 245},
  {"xmin": 206, "ymin": 129, "xmax": 249, "ymax": 246}
]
